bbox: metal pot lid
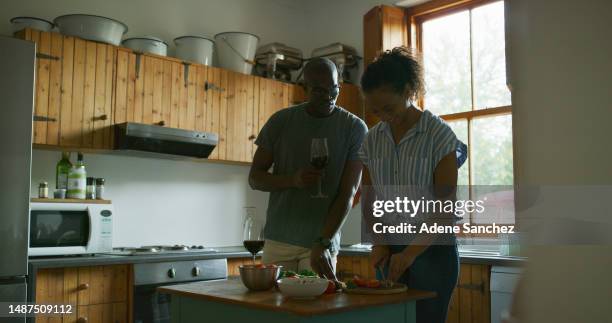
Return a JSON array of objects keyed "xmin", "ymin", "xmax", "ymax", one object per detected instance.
[
  {"xmin": 53, "ymin": 14, "xmax": 128, "ymax": 33},
  {"xmin": 10, "ymin": 16, "xmax": 54, "ymax": 26},
  {"xmin": 123, "ymin": 36, "xmax": 168, "ymax": 46},
  {"xmin": 213, "ymin": 31, "xmax": 260, "ymax": 41},
  {"xmin": 173, "ymin": 35, "xmax": 215, "ymax": 44}
]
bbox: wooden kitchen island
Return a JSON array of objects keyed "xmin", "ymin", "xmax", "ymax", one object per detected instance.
[{"xmin": 158, "ymin": 278, "xmax": 435, "ymax": 323}]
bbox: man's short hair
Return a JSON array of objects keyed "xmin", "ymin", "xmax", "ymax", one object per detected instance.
[{"xmin": 303, "ymin": 57, "xmax": 338, "ymax": 80}]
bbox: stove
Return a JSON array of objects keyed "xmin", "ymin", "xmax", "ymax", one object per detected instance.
[{"xmin": 106, "ymin": 245, "xmax": 218, "ymax": 256}]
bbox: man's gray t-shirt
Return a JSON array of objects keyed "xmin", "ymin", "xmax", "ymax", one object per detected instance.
[{"xmin": 255, "ymin": 103, "xmax": 367, "ymax": 252}]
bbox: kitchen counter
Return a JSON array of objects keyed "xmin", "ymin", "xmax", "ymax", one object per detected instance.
[
  {"xmin": 158, "ymin": 277, "xmax": 435, "ymax": 323},
  {"xmin": 28, "ymin": 246, "xmax": 255, "ymax": 270},
  {"xmin": 339, "ymin": 246, "xmax": 526, "ymax": 267},
  {"xmin": 28, "ymin": 245, "xmax": 525, "ymax": 270}
]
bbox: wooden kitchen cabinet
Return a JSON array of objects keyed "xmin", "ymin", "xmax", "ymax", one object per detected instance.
[
  {"xmin": 114, "ymin": 49, "xmax": 202, "ymax": 131},
  {"xmin": 337, "ymin": 83, "xmax": 364, "ymax": 119},
  {"xmin": 336, "ymin": 255, "xmax": 375, "ymax": 280},
  {"xmin": 76, "ymin": 303, "xmax": 127, "ymax": 323},
  {"xmin": 447, "ymin": 263, "xmax": 491, "ymax": 323},
  {"xmin": 34, "ymin": 265, "xmax": 132, "ymax": 323},
  {"xmin": 16, "ymin": 28, "xmax": 362, "ymax": 163},
  {"xmin": 16, "ymin": 28, "xmax": 115, "ymax": 149},
  {"xmin": 363, "ymin": 5, "xmax": 409, "ymax": 128}
]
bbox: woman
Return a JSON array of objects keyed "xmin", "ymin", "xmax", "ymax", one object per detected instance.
[{"xmin": 359, "ymin": 47, "xmax": 467, "ymax": 323}]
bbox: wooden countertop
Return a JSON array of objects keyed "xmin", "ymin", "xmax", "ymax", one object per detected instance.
[
  {"xmin": 158, "ymin": 278, "xmax": 435, "ymax": 316},
  {"xmin": 31, "ymin": 198, "xmax": 111, "ymax": 204}
]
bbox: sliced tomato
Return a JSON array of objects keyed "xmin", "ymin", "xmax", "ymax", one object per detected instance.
[
  {"xmin": 366, "ymin": 279, "xmax": 381, "ymax": 288},
  {"xmin": 324, "ymin": 280, "xmax": 336, "ymax": 294},
  {"xmin": 353, "ymin": 276, "xmax": 367, "ymax": 287}
]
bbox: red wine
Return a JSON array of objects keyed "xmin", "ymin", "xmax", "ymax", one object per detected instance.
[
  {"xmin": 243, "ymin": 240, "xmax": 265, "ymax": 255},
  {"xmin": 311, "ymin": 156, "xmax": 328, "ymax": 170}
]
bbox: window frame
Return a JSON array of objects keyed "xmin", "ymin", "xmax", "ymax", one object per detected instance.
[{"xmin": 408, "ymin": 0, "xmax": 514, "ymax": 238}]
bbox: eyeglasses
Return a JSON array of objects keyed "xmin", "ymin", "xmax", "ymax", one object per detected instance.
[{"xmin": 305, "ymin": 84, "xmax": 341, "ymax": 98}]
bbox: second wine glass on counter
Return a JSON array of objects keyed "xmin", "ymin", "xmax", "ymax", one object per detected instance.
[
  {"xmin": 310, "ymin": 138, "xmax": 329, "ymax": 198},
  {"xmin": 243, "ymin": 207, "xmax": 265, "ymax": 265}
]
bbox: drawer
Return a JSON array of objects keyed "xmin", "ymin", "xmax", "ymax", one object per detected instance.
[
  {"xmin": 77, "ymin": 302, "xmax": 127, "ymax": 323},
  {"xmin": 77, "ymin": 265, "xmax": 129, "ymax": 305}
]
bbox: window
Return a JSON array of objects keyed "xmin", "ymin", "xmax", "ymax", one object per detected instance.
[{"xmin": 410, "ymin": 0, "xmax": 514, "ymax": 239}]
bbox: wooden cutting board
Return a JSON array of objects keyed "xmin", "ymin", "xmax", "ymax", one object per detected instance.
[{"xmin": 343, "ymin": 283, "xmax": 408, "ymax": 295}]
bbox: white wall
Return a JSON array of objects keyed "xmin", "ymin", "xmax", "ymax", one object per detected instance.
[
  {"xmin": 31, "ymin": 149, "xmax": 270, "ymax": 247},
  {"xmin": 506, "ymin": 0, "xmax": 612, "ymax": 322},
  {"xmin": 1, "ymin": 0, "xmax": 309, "ymax": 56}
]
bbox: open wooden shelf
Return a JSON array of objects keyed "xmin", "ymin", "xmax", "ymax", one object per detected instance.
[{"xmin": 31, "ymin": 198, "xmax": 112, "ymax": 204}]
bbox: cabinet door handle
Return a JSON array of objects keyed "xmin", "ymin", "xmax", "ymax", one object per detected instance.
[
  {"xmin": 155, "ymin": 120, "xmax": 166, "ymax": 126},
  {"xmin": 33, "ymin": 115, "xmax": 57, "ymax": 122},
  {"xmin": 204, "ymin": 81, "xmax": 225, "ymax": 92},
  {"xmin": 93, "ymin": 114, "xmax": 108, "ymax": 121},
  {"xmin": 77, "ymin": 283, "xmax": 89, "ymax": 291},
  {"xmin": 77, "ymin": 317, "xmax": 87, "ymax": 323},
  {"xmin": 457, "ymin": 283, "xmax": 484, "ymax": 292},
  {"xmin": 36, "ymin": 53, "xmax": 60, "ymax": 61},
  {"xmin": 248, "ymin": 135, "xmax": 256, "ymax": 140}
]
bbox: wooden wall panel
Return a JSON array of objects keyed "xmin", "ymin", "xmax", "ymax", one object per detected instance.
[
  {"xmin": 33, "ymin": 30, "xmax": 49, "ymax": 144},
  {"xmin": 46, "ymin": 32, "xmax": 63, "ymax": 145},
  {"xmin": 195, "ymin": 65, "xmax": 208, "ymax": 132},
  {"xmin": 206, "ymin": 67, "xmax": 221, "ymax": 160},
  {"xmin": 162, "ymin": 60, "xmax": 174, "ymax": 127},
  {"xmin": 114, "ymin": 49, "xmax": 129, "ymax": 125},
  {"xmin": 59, "ymin": 36, "xmax": 75, "ymax": 146},
  {"xmin": 67, "ymin": 38, "xmax": 86, "ymax": 147}
]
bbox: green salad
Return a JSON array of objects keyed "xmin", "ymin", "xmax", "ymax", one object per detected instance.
[{"xmin": 278, "ymin": 269, "xmax": 318, "ymax": 279}]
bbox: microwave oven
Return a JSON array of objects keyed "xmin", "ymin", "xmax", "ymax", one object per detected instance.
[{"xmin": 29, "ymin": 201, "xmax": 114, "ymax": 256}]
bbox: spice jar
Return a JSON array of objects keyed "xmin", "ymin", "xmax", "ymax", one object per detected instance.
[
  {"xmin": 95, "ymin": 178, "xmax": 105, "ymax": 200},
  {"xmin": 86, "ymin": 177, "xmax": 96, "ymax": 199},
  {"xmin": 38, "ymin": 182, "xmax": 49, "ymax": 198}
]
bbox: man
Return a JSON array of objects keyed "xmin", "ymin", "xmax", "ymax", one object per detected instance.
[{"xmin": 249, "ymin": 58, "xmax": 367, "ymax": 280}]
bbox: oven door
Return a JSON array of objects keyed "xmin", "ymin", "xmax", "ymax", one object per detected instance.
[
  {"xmin": 134, "ymin": 279, "xmax": 225, "ymax": 323},
  {"xmin": 28, "ymin": 204, "xmax": 92, "ymax": 256},
  {"xmin": 134, "ymin": 283, "xmax": 173, "ymax": 323}
]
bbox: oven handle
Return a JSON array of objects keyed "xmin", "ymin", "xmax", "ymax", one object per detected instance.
[{"xmin": 87, "ymin": 206, "xmax": 95, "ymax": 252}]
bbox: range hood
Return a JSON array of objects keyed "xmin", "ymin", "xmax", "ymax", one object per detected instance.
[{"xmin": 114, "ymin": 123, "xmax": 218, "ymax": 158}]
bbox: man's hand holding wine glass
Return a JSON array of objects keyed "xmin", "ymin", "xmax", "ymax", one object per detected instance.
[{"xmin": 292, "ymin": 168, "xmax": 321, "ymax": 189}]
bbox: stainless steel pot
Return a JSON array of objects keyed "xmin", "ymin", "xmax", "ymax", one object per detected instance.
[
  {"xmin": 54, "ymin": 14, "xmax": 128, "ymax": 46},
  {"xmin": 122, "ymin": 36, "xmax": 168, "ymax": 56},
  {"xmin": 238, "ymin": 265, "xmax": 282, "ymax": 291},
  {"xmin": 10, "ymin": 17, "xmax": 54, "ymax": 33}
]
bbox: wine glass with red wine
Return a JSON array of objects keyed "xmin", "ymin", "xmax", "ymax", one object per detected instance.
[
  {"xmin": 243, "ymin": 211, "xmax": 264, "ymax": 264},
  {"xmin": 310, "ymin": 138, "xmax": 329, "ymax": 198}
]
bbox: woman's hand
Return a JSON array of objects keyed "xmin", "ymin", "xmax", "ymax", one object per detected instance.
[
  {"xmin": 388, "ymin": 249, "xmax": 418, "ymax": 282},
  {"xmin": 370, "ymin": 245, "xmax": 390, "ymax": 268}
]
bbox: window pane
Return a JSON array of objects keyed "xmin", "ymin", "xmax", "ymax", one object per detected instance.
[
  {"xmin": 472, "ymin": 1, "xmax": 512, "ymax": 108},
  {"xmin": 422, "ymin": 11, "xmax": 472, "ymax": 115},
  {"xmin": 447, "ymin": 120, "xmax": 469, "ymax": 186},
  {"xmin": 471, "ymin": 114, "xmax": 513, "ymax": 185}
]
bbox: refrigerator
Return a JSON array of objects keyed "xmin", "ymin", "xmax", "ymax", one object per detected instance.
[{"xmin": 0, "ymin": 36, "xmax": 35, "ymax": 322}]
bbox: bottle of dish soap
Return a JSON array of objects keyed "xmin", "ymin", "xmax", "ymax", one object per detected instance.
[
  {"xmin": 67, "ymin": 152, "xmax": 86, "ymax": 199},
  {"xmin": 55, "ymin": 151, "xmax": 72, "ymax": 190}
]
